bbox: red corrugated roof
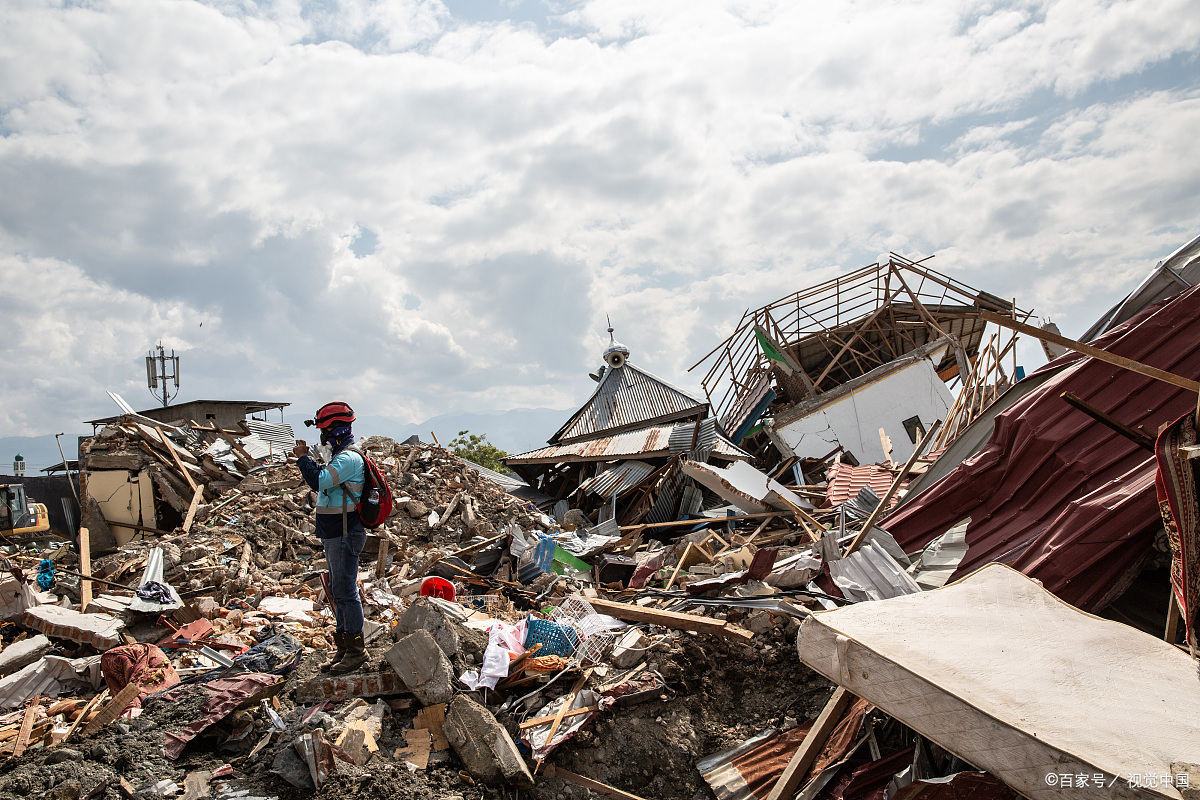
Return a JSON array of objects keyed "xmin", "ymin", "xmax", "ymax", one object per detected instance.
[
  {"xmin": 823, "ymin": 462, "xmax": 906, "ymax": 509},
  {"xmin": 883, "ymin": 283, "xmax": 1200, "ymax": 612}
]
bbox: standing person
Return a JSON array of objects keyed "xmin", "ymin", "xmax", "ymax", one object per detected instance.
[{"xmin": 292, "ymin": 401, "xmax": 369, "ymax": 674}]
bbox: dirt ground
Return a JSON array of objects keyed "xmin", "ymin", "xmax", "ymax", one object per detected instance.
[{"xmin": 0, "ymin": 616, "xmax": 826, "ymax": 800}]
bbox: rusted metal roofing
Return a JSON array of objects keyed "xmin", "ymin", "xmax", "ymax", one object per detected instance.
[
  {"xmin": 576, "ymin": 461, "xmax": 655, "ymax": 499},
  {"xmin": 883, "ymin": 282, "xmax": 1200, "ymax": 612},
  {"xmin": 823, "ymin": 462, "xmax": 906, "ymax": 509},
  {"xmin": 509, "ymin": 422, "xmax": 748, "ymax": 465},
  {"xmin": 550, "ymin": 363, "xmax": 706, "ymax": 444}
]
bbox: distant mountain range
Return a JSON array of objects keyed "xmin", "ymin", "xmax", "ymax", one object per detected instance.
[
  {"xmin": 349, "ymin": 407, "xmax": 571, "ymax": 455},
  {"xmin": 1, "ymin": 407, "xmax": 573, "ymax": 473}
]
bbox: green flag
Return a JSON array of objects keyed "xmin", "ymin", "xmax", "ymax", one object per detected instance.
[{"xmin": 754, "ymin": 325, "xmax": 794, "ymax": 375}]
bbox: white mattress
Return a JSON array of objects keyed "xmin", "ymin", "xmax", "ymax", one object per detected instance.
[{"xmin": 798, "ymin": 563, "xmax": 1200, "ymax": 799}]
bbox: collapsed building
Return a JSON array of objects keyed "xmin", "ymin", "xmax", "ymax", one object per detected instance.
[
  {"xmin": 690, "ymin": 255, "xmax": 1027, "ymax": 473},
  {"xmin": 2, "ymin": 240, "xmax": 1200, "ymax": 800}
]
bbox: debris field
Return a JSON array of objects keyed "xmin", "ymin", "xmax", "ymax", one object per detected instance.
[{"xmin": 4, "ymin": 240, "xmax": 1200, "ymax": 800}]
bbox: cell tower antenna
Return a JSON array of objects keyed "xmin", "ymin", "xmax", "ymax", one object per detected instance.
[{"xmin": 146, "ymin": 342, "xmax": 180, "ymax": 407}]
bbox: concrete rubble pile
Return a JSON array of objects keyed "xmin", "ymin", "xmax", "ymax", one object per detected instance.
[{"xmin": 6, "ymin": 238, "xmax": 1200, "ymax": 799}]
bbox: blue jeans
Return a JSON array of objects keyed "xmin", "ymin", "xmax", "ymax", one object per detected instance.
[{"xmin": 322, "ymin": 529, "xmax": 366, "ymax": 635}]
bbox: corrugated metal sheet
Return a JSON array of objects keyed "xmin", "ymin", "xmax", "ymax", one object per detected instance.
[
  {"xmin": 509, "ymin": 423, "xmax": 749, "ymax": 464},
  {"xmin": 670, "ymin": 417, "xmax": 721, "ymax": 461},
  {"xmin": 823, "ymin": 463, "xmax": 905, "ymax": 509},
  {"xmin": 551, "ymin": 363, "xmax": 706, "ymax": 444},
  {"xmin": 577, "ymin": 461, "xmax": 655, "ymax": 499},
  {"xmin": 884, "ymin": 282, "xmax": 1200, "ymax": 612},
  {"xmin": 645, "ymin": 471, "xmax": 687, "ymax": 524},
  {"xmin": 1082, "ymin": 232, "xmax": 1200, "ymax": 342},
  {"xmin": 241, "ymin": 420, "xmax": 296, "ymax": 460}
]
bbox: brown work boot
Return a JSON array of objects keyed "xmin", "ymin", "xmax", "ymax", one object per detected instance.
[
  {"xmin": 330, "ymin": 633, "xmax": 368, "ymax": 674},
  {"xmin": 320, "ymin": 632, "xmax": 346, "ymax": 673}
]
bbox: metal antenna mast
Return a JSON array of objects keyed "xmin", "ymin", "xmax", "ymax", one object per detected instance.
[{"xmin": 146, "ymin": 342, "xmax": 180, "ymax": 407}]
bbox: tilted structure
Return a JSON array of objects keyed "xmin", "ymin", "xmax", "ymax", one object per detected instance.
[
  {"xmin": 506, "ymin": 332, "xmax": 750, "ymax": 525},
  {"xmin": 690, "ymin": 255, "xmax": 1029, "ymax": 468}
]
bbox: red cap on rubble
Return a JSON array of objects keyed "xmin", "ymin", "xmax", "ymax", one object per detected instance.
[{"xmin": 314, "ymin": 401, "xmax": 355, "ymax": 429}]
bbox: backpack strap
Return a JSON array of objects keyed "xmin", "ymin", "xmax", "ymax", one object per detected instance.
[{"xmin": 337, "ymin": 446, "xmax": 366, "ymax": 538}]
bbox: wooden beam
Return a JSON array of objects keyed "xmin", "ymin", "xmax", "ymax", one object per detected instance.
[
  {"xmin": 812, "ymin": 301, "xmax": 893, "ymax": 389},
  {"xmin": 766, "ymin": 687, "xmax": 853, "ymax": 800},
  {"xmin": 618, "ymin": 511, "xmax": 782, "ymax": 532},
  {"xmin": 843, "ymin": 419, "xmax": 941, "ymax": 557},
  {"xmin": 158, "ymin": 429, "xmax": 199, "ymax": 492},
  {"xmin": 545, "ymin": 765, "xmax": 650, "ymax": 800},
  {"xmin": 588, "ymin": 597, "xmax": 753, "ymax": 641},
  {"xmin": 979, "ymin": 310, "xmax": 1200, "ymax": 392},
  {"xmin": 1059, "ymin": 392, "xmax": 1156, "ymax": 451},
  {"xmin": 181, "ymin": 485, "xmax": 205, "ymax": 534}
]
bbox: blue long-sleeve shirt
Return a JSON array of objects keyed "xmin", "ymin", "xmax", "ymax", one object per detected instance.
[{"xmin": 297, "ymin": 448, "xmax": 364, "ymax": 514}]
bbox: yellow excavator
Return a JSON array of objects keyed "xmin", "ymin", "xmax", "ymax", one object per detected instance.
[{"xmin": 0, "ymin": 484, "xmax": 50, "ymax": 542}]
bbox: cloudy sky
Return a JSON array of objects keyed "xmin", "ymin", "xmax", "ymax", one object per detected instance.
[{"xmin": 3, "ymin": 0, "xmax": 1199, "ymax": 440}]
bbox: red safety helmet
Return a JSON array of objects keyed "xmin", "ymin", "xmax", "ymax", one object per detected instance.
[
  {"xmin": 420, "ymin": 577, "xmax": 456, "ymax": 601},
  {"xmin": 313, "ymin": 401, "xmax": 355, "ymax": 429}
]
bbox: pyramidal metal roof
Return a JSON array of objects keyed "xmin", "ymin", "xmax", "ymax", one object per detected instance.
[{"xmin": 549, "ymin": 362, "xmax": 707, "ymax": 445}]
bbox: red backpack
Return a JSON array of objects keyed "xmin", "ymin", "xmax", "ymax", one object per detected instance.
[{"xmin": 346, "ymin": 448, "xmax": 394, "ymax": 529}]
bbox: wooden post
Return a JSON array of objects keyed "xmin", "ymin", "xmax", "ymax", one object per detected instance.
[
  {"xmin": 766, "ymin": 687, "xmax": 852, "ymax": 800},
  {"xmin": 78, "ymin": 526, "xmax": 93, "ymax": 609},
  {"xmin": 1166, "ymin": 594, "xmax": 1181, "ymax": 644},
  {"xmin": 843, "ymin": 420, "xmax": 941, "ymax": 558},
  {"xmin": 376, "ymin": 538, "xmax": 389, "ymax": 579}
]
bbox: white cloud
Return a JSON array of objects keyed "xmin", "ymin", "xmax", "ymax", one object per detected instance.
[{"xmin": 1, "ymin": 0, "xmax": 1199, "ymax": 435}]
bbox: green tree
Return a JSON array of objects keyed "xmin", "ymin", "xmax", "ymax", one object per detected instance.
[{"xmin": 449, "ymin": 430, "xmax": 512, "ymax": 473}]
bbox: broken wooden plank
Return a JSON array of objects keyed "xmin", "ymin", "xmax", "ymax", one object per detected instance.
[
  {"xmin": 394, "ymin": 728, "xmax": 431, "ymax": 769},
  {"xmin": 413, "ymin": 703, "xmax": 449, "ymax": 751},
  {"xmin": 60, "ymin": 688, "xmax": 108, "ymax": 745},
  {"xmin": 375, "ymin": 538, "xmax": 389, "ymax": 579},
  {"xmin": 545, "ymin": 765, "xmax": 650, "ymax": 800},
  {"xmin": 766, "ymin": 687, "xmax": 853, "ymax": 800},
  {"xmin": 79, "ymin": 525, "xmax": 93, "ymax": 609},
  {"xmin": 158, "ymin": 428, "xmax": 199, "ymax": 492},
  {"xmin": 181, "ymin": 485, "xmax": 205, "ymax": 534},
  {"xmin": 588, "ymin": 597, "xmax": 753, "ymax": 641},
  {"xmin": 84, "ymin": 682, "xmax": 141, "ymax": 735},
  {"xmin": 536, "ymin": 669, "xmax": 591, "ymax": 768},
  {"xmin": 12, "ymin": 696, "xmax": 40, "ymax": 758},
  {"xmin": 518, "ymin": 705, "xmax": 599, "ymax": 730}
]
